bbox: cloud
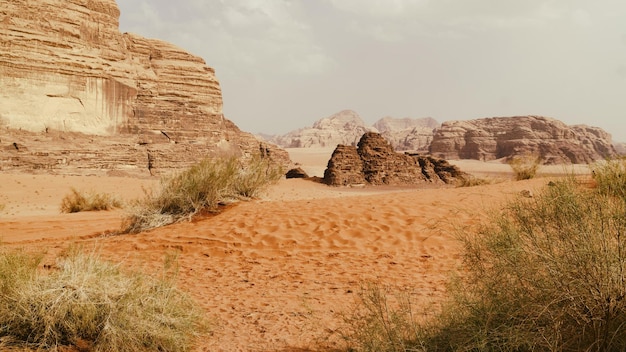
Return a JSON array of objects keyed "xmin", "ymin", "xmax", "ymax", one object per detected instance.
[{"xmin": 118, "ymin": 0, "xmax": 335, "ymax": 77}]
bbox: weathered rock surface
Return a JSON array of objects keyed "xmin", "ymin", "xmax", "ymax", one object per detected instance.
[
  {"xmin": 374, "ymin": 117, "xmax": 439, "ymax": 152},
  {"xmin": 429, "ymin": 116, "xmax": 616, "ymax": 164},
  {"xmin": 270, "ymin": 110, "xmax": 376, "ymax": 148},
  {"xmin": 324, "ymin": 132, "xmax": 464, "ymax": 186},
  {"xmin": 0, "ymin": 0, "xmax": 288, "ymax": 175}
]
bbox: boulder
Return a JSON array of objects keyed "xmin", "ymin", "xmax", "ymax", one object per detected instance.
[{"xmin": 285, "ymin": 167, "xmax": 309, "ymax": 179}]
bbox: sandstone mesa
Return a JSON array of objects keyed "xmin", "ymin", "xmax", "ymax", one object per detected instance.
[{"xmin": 0, "ymin": 0, "xmax": 288, "ymax": 175}]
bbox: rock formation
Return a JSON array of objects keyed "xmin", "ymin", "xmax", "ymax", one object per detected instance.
[
  {"xmin": 0, "ymin": 0, "xmax": 288, "ymax": 175},
  {"xmin": 324, "ymin": 132, "xmax": 464, "ymax": 186},
  {"xmin": 429, "ymin": 116, "xmax": 616, "ymax": 164},
  {"xmin": 268, "ymin": 112, "xmax": 439, "ymax": 151},
  {"xmin": 270, "ymin": 110, "xmax": 376, "ymax": 148},
  {"xmin": 373, "ymin": 117, "xmax": 439, "ymax": 152},
  {"xmin": 285, "ymin": 167, "xmax": 309, "ymax": 179}
]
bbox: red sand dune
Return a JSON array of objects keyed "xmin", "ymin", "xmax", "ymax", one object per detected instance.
[{"xmin": 0, "ymin": 151, "xmax": 591, "ymax": 351}]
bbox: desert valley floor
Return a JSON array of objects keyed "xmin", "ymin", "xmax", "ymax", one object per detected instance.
[{"xmin": 0, "ymin": 148, "xmax": 591, "ymax": 351}]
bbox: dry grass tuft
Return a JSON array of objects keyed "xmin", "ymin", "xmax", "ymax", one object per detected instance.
[
  {"xmin": 60, "ymin": 188, "xmax": 122, "ymax": 213},
  {"xmin": 123, "ymin": 155, "xmax": 283, "ymax": 233},
  {"xmin": 508, "ymin": 154, "xmax": 542, "ymax": 180},
  {"xmin": 0, "ymin": 247, "xmax": 207, "ymax": 352},
  {"xmin": 342, "ymin": 158, "xmax": 626, "ymax": 352}
]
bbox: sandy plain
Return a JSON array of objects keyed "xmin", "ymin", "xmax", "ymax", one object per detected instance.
[{"xmin": 0, "ymin": 149, "xmax": 592, "ymax": 351}]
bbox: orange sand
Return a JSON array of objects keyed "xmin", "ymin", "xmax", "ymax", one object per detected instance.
[{"xmin": 0, "ymin": 151, "xmax": 590, "ymax": 351}]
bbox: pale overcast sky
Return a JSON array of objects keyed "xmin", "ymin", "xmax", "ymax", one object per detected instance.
[{"xmin": 117, "ymin": 0, "xmax": 626, "ymax": 142}]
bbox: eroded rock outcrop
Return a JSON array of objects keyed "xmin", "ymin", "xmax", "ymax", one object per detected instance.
[
  {"xmin": 0, "ymin": 0, "xmax": 288, "ymax": 175},
  {"xmin": 324, "ymin": 132, "xmax": 464, "ymax": 186},
  {"xmin": 429, "ymin": 116, "xmax": 615, "ymax": 164}
]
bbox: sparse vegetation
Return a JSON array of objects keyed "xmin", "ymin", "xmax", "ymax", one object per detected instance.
[
  {"xmin": 343, "ymin": 160, "xmax": 626, "ymax": 351},
  {"xmin": 0, "ymin": 247, "xmax": 206, "ymax": 352},
  {"xmin": 124, "ymin": 155, "xmax": 283, "ymax": 233},
  {"xmin": 590, "ymin": 157, "xmax": 626, "ymax": 199},
  {"xmin": 455, "ymin": 175, "xmax": 494, "ymax": 187},
  {"xmin": 508, "ymin": 153, "xmax": 542, "ymax": 180},
  {"xmin": 341, "ymin": 284, "xmax": 422, "ymax": 352},
  {"xmin": 60, "ymin": 188, "xmax": 122, "ymax": 213}
]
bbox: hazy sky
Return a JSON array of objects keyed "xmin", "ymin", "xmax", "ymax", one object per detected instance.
[{"xmin": 117, "ymin": 0, "xmax": 626, "ymax": 142}]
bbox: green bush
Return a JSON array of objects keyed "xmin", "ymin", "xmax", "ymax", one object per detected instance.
[
  {"xmin": 60, "ymin": 188, "xmax": 122, "ymax": 213},
  {"xmin": 0, "ymin": 248, "xmax": 206, "ymax": 352},
  {"xmin": 508, "ymin": 154, "xmax": 542, "ymax": 180},
  {"xmin": 124, "ymin": 155, "xmax": 283, "ymax": 233}
]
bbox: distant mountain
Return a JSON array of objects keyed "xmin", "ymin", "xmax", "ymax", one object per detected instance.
[
  {"xmin": 267, "ymin": 110, "xmax": 437, "ymax": 151},
  {"xmin": 374, "ymin": 116, "xmax": 439, "ymax": 152},
  {"xmin": 269, "ymin": 110, "xmax": 377, "ymax": 148},
  {"xmin": 429, "ymin": 116, "xmax": 616, "ymax": 164}
]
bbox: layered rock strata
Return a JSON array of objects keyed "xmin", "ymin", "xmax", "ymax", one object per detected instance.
[
  {"xmin": 324, "ymin": 132, "xmax": 464, "ymax": 186},
  {"xmin": 429, "ymin": 116, "xmax": 615, "ymax": 164},
  {"xmin": 0, "ymin": 0, "xmax": 288, "ymax": 174}
]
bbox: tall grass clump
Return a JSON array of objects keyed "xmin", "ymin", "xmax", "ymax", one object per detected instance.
[
  {"xmin": 342, "ymin": 161, "xmax": 626, "ymax": 352},
  {"xmin": 60, "ymin": 188, "xmax": 122, "ymax": 213},
  {"xmin": 341, "ymin": 284, "xmax": 422, "ymax": 352},
  {"xmin": 0, "ymin": 248, "xmax": 206, "ymax": 352},
  {"xmin": 591, "ymin": 157, "xmax": 626, "ymax": 199},
  {"xmin": 124, "ymin": 155, "xmax": 282, "ymax": 233},
  {"xmin": 508, "ymin": 153, "xmax": 542, "ymax": 180},
  {"xmin": 417, "ymin": 174, "xmax": 626, "ymax": 351}
]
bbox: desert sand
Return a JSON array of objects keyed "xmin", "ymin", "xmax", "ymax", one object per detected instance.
[{"xmin": 0, "ymin": 150, "xmax": 592, "ymax": 351}]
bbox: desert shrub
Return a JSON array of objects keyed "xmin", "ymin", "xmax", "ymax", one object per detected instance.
[
  {"xmin": 232, "ymin": 155, "xmax": 284, "ymax": 198},
  {"xmin": 590, "ymin": 157, "xmax": 626, "ymax": 199},
  {"xmin": 341, "ymin": 284, "xmax": 422, "ymax": 352},
  {"xmin": 455, "ymin": 175, "xmax": 493, "ymax": 188},
  {"xmin": 124, "ymin": 155, "xmax": 283, "ymax": 233},
  {"xmin": 508, "ymin": 154, "xmax": 542, "ymax": 180},
  {"xmin": 418, "ymin": 177, "xmax": 626, "ymax": 351},
  {"xmin": 0, "ymin": 247, "xmax": 206, "ymax": 352},
  {"xmin": 60, "ymin": 188, "xmax": 122, "ymax": 213}
]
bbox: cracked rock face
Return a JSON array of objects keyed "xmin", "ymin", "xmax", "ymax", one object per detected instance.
[
  {"xmin": 429, "ymin": 116, "xmax": 616, "ymax": 164},
  {"xmin": 0, "ymin": 0, "xmax": 288, "ymax": 175}
]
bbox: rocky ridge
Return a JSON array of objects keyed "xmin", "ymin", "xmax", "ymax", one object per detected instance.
[
  {"xmin": 429, "ymin": 116, "xmax": 616, "ymax": 164},
  {"xmin": 269, "ymin": 110, "xmax": 438, "ymax": 151},
  {"xmin": 374, "ymin": 116, "xmax": 439, "ymax": 152},
  {"xmin": 323, "ymin": 132, "xmax": 464, "ymax": 186},
  {"xmin": 270, "ymin": 110, "xmax": 376, "ymax": 148},
  {"xmin": 0, "ymin": 0, "xmax": 288, "ymax": 175}
]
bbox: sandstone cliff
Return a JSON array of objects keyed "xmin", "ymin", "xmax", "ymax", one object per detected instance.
[
  {"xmin": 0, "ymin": 0, "xmax": 288, "ymax": 175},
  {"xmin": 270, "ymin": 110, "xmax": 376, "ymax": 148},
  {"xmin": 429, "ymin": 116, "xmax": 615, "ymax": 164},
  {"xmin": 324, "ymin": 132, "xmax": 464, "ymax": 186}
]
